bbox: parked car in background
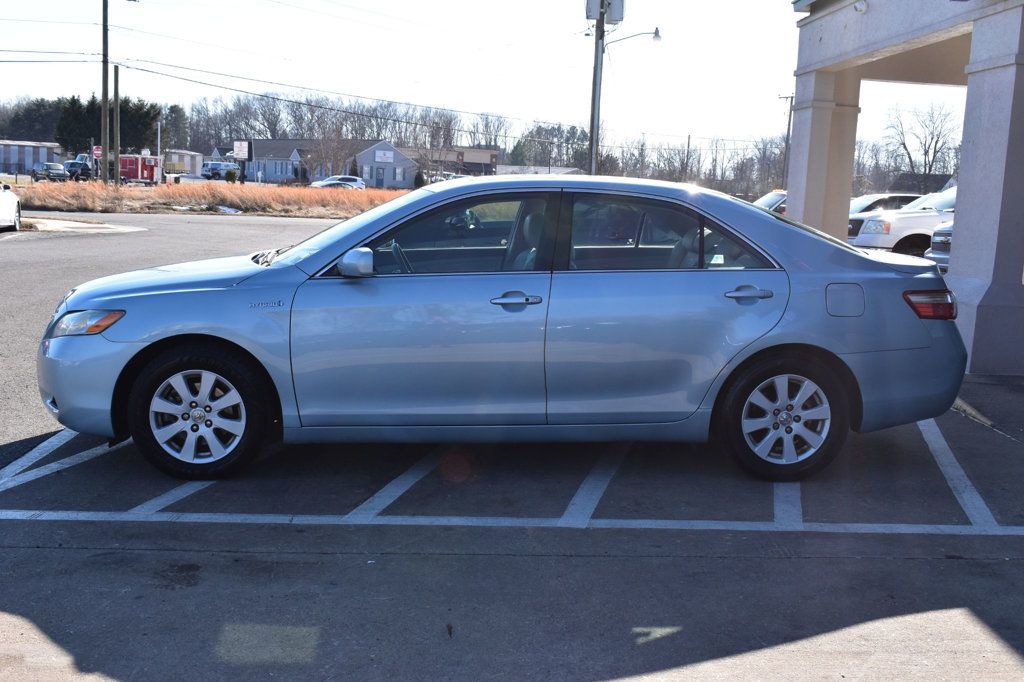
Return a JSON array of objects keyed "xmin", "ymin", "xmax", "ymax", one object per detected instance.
[
  {"xmin": 312, "ymin": 180, "xmax": 357, "ymax": 190},
  {"xmin": 753, "ymin": 190, "xmax": 787, "ymax": 215},
  {"xmin": 847, "ymin": 192, "xmax": 921, "ymax": 240},
  {"xmin": 848, "ymin": 186, "xmax": 956, "ymax": 256},
  {"xmin": 38, "ymin": 175, "xmax": 965, "ymax": 483},
  {"xmin": 925, "ymin": 221, "xmax": 954, "ymax": 274},
  {"xmin": 0, "ymin": 183, "xmax": 21, "ymax": 231},
  {"xmin": 63, "ymin": 160, "xmax": 93, "ymax": 181},
  {"xmin": 30, "ymin": 162, "xmax": 70, "ymax": 182},
  {"xmin": 200, "ymin": 162, "xmax": 240, "ymax": 180},
  {"xmin": 311, "ymin": 175, "xmax": 365, "ymax": 190}
]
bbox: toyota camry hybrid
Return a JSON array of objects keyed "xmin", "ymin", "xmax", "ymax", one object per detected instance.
[{"xmin": 37, "ymin": 176, "xmax": 966, "ymax": 480}]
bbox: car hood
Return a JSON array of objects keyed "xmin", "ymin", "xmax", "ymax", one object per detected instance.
[
  {"xmin": 64, "ymin": 254, "xmax": 264, "ymax": 309},
  {"xmin": 872, "ymin": 208, "xmax": 951, "ymax": 228}
]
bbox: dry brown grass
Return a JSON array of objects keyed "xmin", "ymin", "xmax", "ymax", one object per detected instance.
[{"xmin": 18, "ymin": 182, "xmax": 406, "ymax": 218}]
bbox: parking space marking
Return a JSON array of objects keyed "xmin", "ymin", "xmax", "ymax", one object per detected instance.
[
  {"xmin": 772, "ymin": 482, "xmax": 804, "ymax": 530},
  {"xmin": 2, "ymin": 508, "xmax": 1024, "ymax": 536},
  {"xmin": 129, "ymin": 481, "xmax": 216, "ymax": 514},
  {"xmin": 342, "ymin": 450, "xmax": 441, "ymax": 522},
  {"xmin": 0, "ymin": 429, "xmax": 78, "ymax": 480},
  {"xmin": 918, "ymin": 419, "xmax": 999, "ymax": 528},
  {"xmin": 558, "ymin": 445, "xmax": 627, "ymax": 528},
  {"xmin": 0, "ymin": 440, "xmax": 129, "ymax": 493}
]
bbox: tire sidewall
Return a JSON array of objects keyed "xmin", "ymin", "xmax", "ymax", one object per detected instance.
[
  {"xmin": 127, "ymin": 348, "xmax": 268, "ymax": 478},
  {"xmin": 718, "ymin": 354, "xmax": 849, "ymax": 480}
]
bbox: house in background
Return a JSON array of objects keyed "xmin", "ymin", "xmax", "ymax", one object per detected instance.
[
  {"xmin": 209, "ymin": 146, "xmax": 233, "ymax": 162},
  {"xmin": 347, "ymin": 141, "xmax": 418, "ymax": 189},
  {"xmin": 164, "ymin": 149, "xmax": 204, "ymax": 176},
  {"xmin": 399, "ymin": 145, "xmax": 498, "ymax": 176},
  {"xmin": 0, "ymin": 140, "xmax": 63, "ymax": 175}
]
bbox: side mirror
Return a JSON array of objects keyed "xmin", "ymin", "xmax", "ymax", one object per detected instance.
[
  {"xmin": 1, "ymin": 184, "xmax": 10, "ymax": 191},
  {"xmin": 338, "ymin": 247, "xmax": 374, "ymax": 277}
]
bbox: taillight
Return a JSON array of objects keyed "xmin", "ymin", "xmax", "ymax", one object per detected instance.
[{"xmin": 903, "ymin": 290, "xmax": 957, "ymax": 320}]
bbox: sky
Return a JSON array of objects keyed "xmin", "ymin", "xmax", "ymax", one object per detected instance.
[{"xmin": 0, "ymin": 0, "xmax": 968, "ymax": 149}]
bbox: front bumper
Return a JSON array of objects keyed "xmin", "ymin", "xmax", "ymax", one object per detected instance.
[
  {"xmin": 924, "ymin": 248, "xmax": 949, "ymax": 274},
  {"xmin": 37, "ymin": 334, "xmax": 145, "ymax": 438},
  {"xmin": 840, "ymin": 320, "xmax": 966, "ymax": 432}
]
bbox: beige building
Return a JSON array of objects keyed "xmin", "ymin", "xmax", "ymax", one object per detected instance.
[{"xmin": 786, "ymin": 0, "xmax": 1024, "ymax": 374}]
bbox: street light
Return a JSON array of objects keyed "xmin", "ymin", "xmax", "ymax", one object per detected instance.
[{"xmin": 587, "ymin": 3, "xmax": 661, "ymax": 175}]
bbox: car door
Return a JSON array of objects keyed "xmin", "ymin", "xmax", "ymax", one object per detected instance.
[
  {"xmin": 290, "ymin": 191, "xmax": 559, "ymax": 426},
  {"xmin": 545, "ymin": 192, "xmax": 790, "ymax": 424}
]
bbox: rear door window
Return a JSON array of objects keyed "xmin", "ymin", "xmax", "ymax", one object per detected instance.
[{"xmin": 568, "ymin": 194, "xmax": 771, "ymax": 271}]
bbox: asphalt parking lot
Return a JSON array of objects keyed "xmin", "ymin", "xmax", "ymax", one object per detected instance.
[{"xmin": 1, "ymin": 213, "xmax": 1023, "ymax": 679}]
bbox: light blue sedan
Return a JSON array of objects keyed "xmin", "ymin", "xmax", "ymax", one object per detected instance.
[{"xmin": 37, "ymin": 176, "xmax": 966, "ymax": 480}]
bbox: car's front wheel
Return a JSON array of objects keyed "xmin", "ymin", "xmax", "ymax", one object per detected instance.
[
  {"xmin": 717, "ymin": 354, "xmax": 849, "ymax": 480},
  {"xmin": 127, "ymin": 345, "xmax": 269, "ymax": 478},
  {"xmin": 13, "ymin": 205, "xmax": 21, "ymax": 231}
]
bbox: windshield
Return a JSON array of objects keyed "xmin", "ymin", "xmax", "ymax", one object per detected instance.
[
  {"xmin": 46, "ymin": 163, "xmax": 64, "ymax": 171},
  {"xmin": 750, "ymin": 203, "xmax": 861, "ymax": 254},
  {"xmin": 849, "ymin": 195, "xmax": 881, "ymax": 214},
  {"xmin": 754, "ymin": 191, "xmax": 786, "ymax": 209},
  {"xmin": 905, "ymin": 187, "xmax": 956, "ymax": 212},
  {"xmin": 273, "ymin": 188, "xmax": 432, "ymax": 266}
]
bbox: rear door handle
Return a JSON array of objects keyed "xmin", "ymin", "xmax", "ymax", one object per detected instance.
[
  {"xmin": 725, "ymin": 286, "xmax": 774, "ymax": 300},
  {"xmin": 490, "ymin": 293, "xmax": 543, "ymax": 306}
]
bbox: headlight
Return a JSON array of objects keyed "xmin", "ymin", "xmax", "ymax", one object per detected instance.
[
  {"xmin": 51, "ymin": 310, "xmax": 125, "ymax": 338},
  {"xmin": 861, "ymin": 219, "xmax": 891, "ymax": 234}
]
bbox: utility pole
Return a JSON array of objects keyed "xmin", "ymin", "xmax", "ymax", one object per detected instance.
[
  {"xmin": 113, "ymin": 64, "xmax": 120, "ymax": 184},
  {"xmin": 588, "ymin": 0, "xmax": 606, "ymax": 175},
  {"xmin": 100, "ymin": 0, "xmax": 109, "ymax": 183},
  {"xmin": 780, "ymin": 94, "xmax": 794, "ymax": 189}
]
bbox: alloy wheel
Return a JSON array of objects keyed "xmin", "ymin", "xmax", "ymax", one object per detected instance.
[
  {"xmin": 148, "ymin": 369, "xmax": 246, "ymax": 463},
  {"xmin": 740, "ymin": 373, "xmax": 831, "ymax": 464}
]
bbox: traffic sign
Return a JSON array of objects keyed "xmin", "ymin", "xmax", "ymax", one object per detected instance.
[{"xmin": 92, "ymin": 145, "xmax": 103, "ymax": 159}]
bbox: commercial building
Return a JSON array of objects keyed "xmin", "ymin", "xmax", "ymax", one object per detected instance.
[
  {"xmin": 786, "ymin": 0, "xmax": 1024, "ymax": 374},
  {"xmin": 0, "ymin": 140, "xmax": 63, "ymax": 175}
]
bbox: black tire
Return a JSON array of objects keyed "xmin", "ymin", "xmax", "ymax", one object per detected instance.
[
  {"xmin": 715, "ymin": 353, "xmax": 850, "ymax": 481},
  {"xmin": 127, "ymin": 343, "xmax": 269, "ymax": 479},
  {"xmin": 211, "ymin": 172, "xmax": 221, "ymax": 180},
  {"xmin": 13, "ymin": 205, "xmax": 21, "ymax": 231}
]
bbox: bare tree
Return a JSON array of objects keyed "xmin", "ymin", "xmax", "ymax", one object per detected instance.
[{"xmin": 885, "ymin": 104, "xmax": 958, "ymax": 191}]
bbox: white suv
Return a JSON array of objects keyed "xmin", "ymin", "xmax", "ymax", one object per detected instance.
[
  {"xmin": 848, "ymin": 186, "xmax": 956, "ymax": 256},
  {"xmin": 201, "ymin": 162, "xmax": 241, "ymax": 180}
]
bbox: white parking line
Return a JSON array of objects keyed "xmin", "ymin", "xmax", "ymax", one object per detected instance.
[
  {"xmin": 918, "ymin": 419, "xmax": 999, "ymax": 528},
  {"xmin": 342, "ymin": 450, "xmax": 441, "ymax": 522},
  {"xmin": 1, "ymin": 508, "xmax": 1023, "ymax": 536},
  {"xmin": 0, "ymin": 440, "xmax": 129, "ymax": 493},
  {"xmin": 558, "ymin": 446, "xmax": 627, "ymax": 528},
  {"xmin": 0, "ymin": 429, "xmax": 78, "ymax": 480},
  {"xmin": 772, "ymin": 482, "xmax": 804, "ymax": 530},
  {"xmin": 129, "ymin": 481, "xmax": 216, "ymax": 514}
]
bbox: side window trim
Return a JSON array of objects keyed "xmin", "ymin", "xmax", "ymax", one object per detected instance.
[{"xmin": 555, "ymin": 190, "xmax": 779, "ymax": 273}]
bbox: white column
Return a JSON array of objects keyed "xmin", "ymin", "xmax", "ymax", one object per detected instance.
[
  {"xmin": 946, "ymin": 7, "xmax": 1024, "ymax": 375},
  {"xmin": 786, "ymin": 69, "xmax": 861, "ymax": 238}
]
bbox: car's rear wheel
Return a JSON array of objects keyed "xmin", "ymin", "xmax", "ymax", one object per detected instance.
[
  {"xmin": 127, "ymin": 345, "xmax": 268, "ymax": 479},
  {"xmin": 717, "ymin": 354, "xmax": 849, "ymax": 480}
]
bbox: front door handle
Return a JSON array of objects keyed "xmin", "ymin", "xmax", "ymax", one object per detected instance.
[
  {"xmin": 490, "ymin": 292, "xmax": 543, "ymax": 306},
  {"xmin": 725, "ymin": 286, "xmax": 774, "ymax": 300}
]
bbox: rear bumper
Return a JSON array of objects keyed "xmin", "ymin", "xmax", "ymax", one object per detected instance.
[
  {"xmin": 37, "ymin": 335, "xmax": 144, "ymax": 438},
  {"xmin": 840, "ymin": 320, "xmax": 966, "ymax": 432}
]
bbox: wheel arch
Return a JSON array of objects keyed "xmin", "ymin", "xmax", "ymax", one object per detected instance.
[
  {"xmin": 110, "ymin": 333, "xmax": 283, "ymax": 442},
  {"xmin": 710, "ymin": 343, "xmax": 864, "ymax": 433}
]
